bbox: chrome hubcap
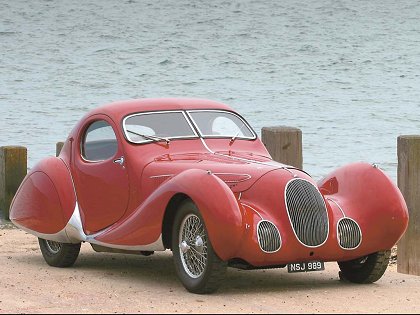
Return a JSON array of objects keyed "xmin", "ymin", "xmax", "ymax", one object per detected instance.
[
  {"xmin": 45, "ymin": 240, "xmax": 62, "ymax": 254},
  {"xmin": 180, "ymin": 241, "xmax": 191, "ymax": 254},
  {"xmin": 194, "ymin": 235, "xmax": 204, "ymax": 253},
  {"xmin": 179, "ymin": 214, "xmax": 208, "ymax": 279}
]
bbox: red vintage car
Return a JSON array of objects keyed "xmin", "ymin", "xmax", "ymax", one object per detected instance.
[{"xmin": 10, "ymin": 98, "xmax": 408, "ymax": 293}]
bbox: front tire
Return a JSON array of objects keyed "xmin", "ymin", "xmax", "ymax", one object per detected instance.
[
  {"xmin": 338, "ymin": 250, "xmax": 391, "ymax": 283},
  {"xmin": 172, "ymin": 200, "xmax": 227, "ymax": 294},
  {"xmin": 38, "ymin": 238, "xmax": 81, "ymax": 267}
]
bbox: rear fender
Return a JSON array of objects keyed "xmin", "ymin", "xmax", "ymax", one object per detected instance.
[
  {"xmin": 319, "ymin": 162, "xmax": 409, "ymax": 251},
  {"xmin": 95, "ymin": 169, "xmax": 243, "ymax": 261},
  {"xmin": 10, "ymin": 157, "xmax": 78, "ymax": 243}
]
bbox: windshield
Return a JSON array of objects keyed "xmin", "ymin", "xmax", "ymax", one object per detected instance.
[
  {"xmin": 123, "ymin": 109, "xmax": 256, "ymax": 144},
  {"xmin": 187, "ymin": 110, "xmax": 256, "ymax": 139},
  {"xmin": 123, "ymin": 111, "xmax": 197, "ymax": 144}
]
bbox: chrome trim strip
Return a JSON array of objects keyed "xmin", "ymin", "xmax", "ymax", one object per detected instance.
[
  {"xmin": 284, "ymin": 178, "xmax": 329, "ymax": 248},
  {"xmin": 149, "ymin": 174, "xmax": 174, "ymax": 179},
  {"xmin": 326, "ymin": 197, "xmax": 346, "ymax": 218},
  {"xmin": 212, "ymin": 172, "xmax": 252, "ymax": 183},
  {"xmin": 199, "ymin": 138, "xmax": 297, "ymax": 175},
  {"xmin": 337, "ymin": 217, "xmax": 362, "ymax": 250},
  {"xmin": 257, "ymin": 220, "xmax": 282, "ymax": 254},
  {"xmin": 241, "ymin": 203, "xmax": 264, "ymax": 220},
  {"xmin": 89, "ymin": 235, "xmax": 165, "ymax": 251}
]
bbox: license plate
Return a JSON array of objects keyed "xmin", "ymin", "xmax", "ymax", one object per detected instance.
[{"xmin": 287, "ymin": 261, "xmax": 325, "ymax": 273}]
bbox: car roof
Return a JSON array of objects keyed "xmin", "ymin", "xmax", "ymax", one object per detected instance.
[{"xmin": 90, "ymin": 98, "xmax": 235, "ymax": 122}]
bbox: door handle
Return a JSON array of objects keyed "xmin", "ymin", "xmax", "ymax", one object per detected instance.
[{"xmin": 113, "ymin": 156, "xmax": 125, "ymax": 166}]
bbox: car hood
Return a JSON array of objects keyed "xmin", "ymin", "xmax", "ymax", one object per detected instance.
[{"xmin": 142, "ymin": 152, "xmax": 297, "ymax": 193}]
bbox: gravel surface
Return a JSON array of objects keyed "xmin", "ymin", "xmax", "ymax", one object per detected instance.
[{"xmin": 0, "ymin": 227, "xmax": 419, "ymax": 314}]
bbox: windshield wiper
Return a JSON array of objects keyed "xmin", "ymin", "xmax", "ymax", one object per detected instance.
[
  {"xmin": 127, "ymin": 129, "xmax": 170, "ymax": 145},
  {"xmin": 230, "ymin": 131, "xmax": 240, "ymax": 145}
]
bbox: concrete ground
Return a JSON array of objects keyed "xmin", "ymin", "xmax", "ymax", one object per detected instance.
[{"xmin": 1, "ymin": 226, "xmax": 419, "ymax": 314}]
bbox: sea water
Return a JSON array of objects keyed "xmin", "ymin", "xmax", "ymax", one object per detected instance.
[{"xmin": 1, "ymin": 0, "xmax": 419, "ymax": 182}]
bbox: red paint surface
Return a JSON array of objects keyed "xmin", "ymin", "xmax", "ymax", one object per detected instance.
[
  {"xmin": 10, "ymin": 158, "xmax": 76, "ymax": 234},
  {"xmin": 11, "ymin": 98, "xmax": 409, "ymax": 267}
]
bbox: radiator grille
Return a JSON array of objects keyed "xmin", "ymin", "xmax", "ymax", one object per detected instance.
[
  {"xmin": 338, "ymin": 218, "xmax": 362, "ymax": 249},
  {"xmin": 257, "ymin": 220, "xmax": 281, "ymax": 253},
  {"xmin": 285, "ymin": 179, "xmax": 329, "ymax": 247}
]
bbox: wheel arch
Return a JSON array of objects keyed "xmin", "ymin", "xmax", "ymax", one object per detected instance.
[
  {"xmin": 159, "ymin": 169, "xmax": 244, "ymax": 261},
  {"xmin": 319, "ymin": 162, "xmax": 409, "ymax": 251},
  {"xmin": 162, "ymin": 193, "xmax": 191, "ymax": 250}
]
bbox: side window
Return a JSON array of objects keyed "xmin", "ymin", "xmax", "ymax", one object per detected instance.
[{"xmin": 82, "ymin": 120, "xmax": 118, "ymax": 161}]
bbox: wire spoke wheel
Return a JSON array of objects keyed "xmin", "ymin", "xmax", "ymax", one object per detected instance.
[
  {"xmin": 45, "ymin": 240, "xmax": 63, "ymax": 254},
  {"xmin": 338, "ymin": 250, "xmax": 391, "ymax": 283},
  {"xmin": 179, "ymin": 214, "xmax": 208, "ymax": 278},
  {"xmin": 38, "ymin": 238, "xmax": 81, "ymax": 268},
  {"xmin": 172, "ymin": 199, "xmax": 227, "ymax": 294}
]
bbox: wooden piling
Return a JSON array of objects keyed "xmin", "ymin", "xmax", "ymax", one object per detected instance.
[
  {"xmin": 56, "ymin": 141, "xmax": 64, "ymax": 157},
  {"xmin": 397, "ymin": 135, "xmax": 420, "ymax": 276},
  {"xmin": 0, "ymin": 146, "xmax": 27, "ymax": 220},
  {"xmin": 261, "ymin": 126, "xmax": 303, "ymax": 169}
]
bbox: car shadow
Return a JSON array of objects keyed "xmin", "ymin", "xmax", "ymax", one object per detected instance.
[{"xmin": 60, "ymin": 249, "xmax": 358, "ymax": 294}]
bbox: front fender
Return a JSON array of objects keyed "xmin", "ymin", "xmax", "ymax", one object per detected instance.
[
  {"xmin": 95, "ymin": 169, "xmax": 243, "ymax": 261},
  {"xmin": 319, "ymin": 162, "xmax": 409, "ymax": 251}
]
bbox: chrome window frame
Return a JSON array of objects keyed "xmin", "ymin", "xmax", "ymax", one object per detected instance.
[
  {"xmin": 81, "ymin": 120, "xmax": 119, "ymax": 163},
  {"xmin": 186, "ymin": 109, "xmax": 257, "ymax": 140},
  {"xmin": 122, "ymin": 110, "xmax": 199, "ymax": 144}
]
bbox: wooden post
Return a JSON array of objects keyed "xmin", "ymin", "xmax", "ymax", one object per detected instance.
[
  {"xmin": 397, "ymin": 136, "xmax": 420, "ymax": 275},
  {"xmin": 0, "ymin": 146, "xmax": 27, "ymax": 220},
  {"xmin": 56, "ymin": 141, "xmax": 64, "ymax": 157},
  {"xmin": 261, "ymin": 126, "xmax": 303, "ymax": 169}
]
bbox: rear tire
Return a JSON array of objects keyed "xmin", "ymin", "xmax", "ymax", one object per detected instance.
[
  {"xmin": 38, "ymin": 238, "xmax": 81, "ymax": 267},
  {"xmin": 172, "ymin": 199, "xmax": 227, "ymax": 294},
  {"xmin": 338, "ymin": 250, "xmax": 391, "ymax": 283}
]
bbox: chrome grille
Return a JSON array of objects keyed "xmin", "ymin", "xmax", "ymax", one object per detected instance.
[
  {"xmin": 257, "ymin": 220, "xmax": 281, "ymax": 253},
  {"xmin": 285, "ymin": 179, "xmax": 329, "ymax": 247},
  {"xmin": 338, "ymin": 218, "xmax": 362, "ymax": 249}
]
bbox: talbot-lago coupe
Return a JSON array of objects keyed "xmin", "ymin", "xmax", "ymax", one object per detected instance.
[{"xmin": 10, "ymin": 98, "xmax": 408, "ymax": 293}]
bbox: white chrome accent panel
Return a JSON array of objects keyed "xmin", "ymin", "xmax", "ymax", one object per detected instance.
[
  {"xmin": 11, "ymin": 202, "xmax": 86, "ymax": 244},
  {"xmin": 65, "ymin": 203, "xmax": 87, "ymax": 242},
  {"xmin": 89, "ymin": 235, "xmax": 165, "ymax": 251},
  {"xmin": 12, "ymin": 220, "xmax": 72, "ymax": 243}
]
